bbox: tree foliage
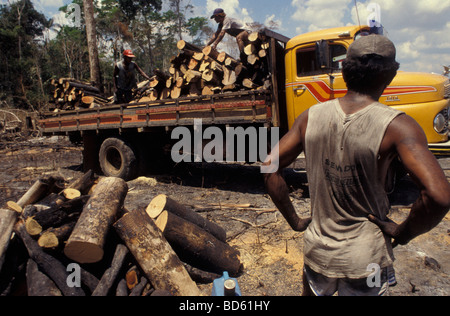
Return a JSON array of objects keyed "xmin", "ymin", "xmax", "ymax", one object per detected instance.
[{"xmin": 0, "ymin": 0, "xmax": 224, "ymax": 110}]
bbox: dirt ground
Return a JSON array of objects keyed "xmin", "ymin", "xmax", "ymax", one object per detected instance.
[{"xmin": 1, "ymin": 135, "xmax": 449, "ymax": 296}]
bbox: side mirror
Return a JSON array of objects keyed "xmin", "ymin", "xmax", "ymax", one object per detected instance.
[{"xmin": 316, "ymin": 40, "xmax": 330, "ymax": 69}]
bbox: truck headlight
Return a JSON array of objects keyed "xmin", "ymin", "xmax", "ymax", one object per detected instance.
[{"xmin": 434, "ymin": 112, "xmax": 447, "ymax": 134}]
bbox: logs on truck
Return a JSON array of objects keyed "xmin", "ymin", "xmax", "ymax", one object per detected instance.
[
  {"xmin": 49, "ymin": 78, "xmax": 112, "ymax": 111},
  {"xmin": 0, "ymin": 172, "xmax": 243, "ymax": 296},
  {"xmin": 47, "ymin": 31, "xmax": 272, "ymax": 111},
  {"xmin": 136, "ymin": 33, "xmax": 271, "ymax": 102}
]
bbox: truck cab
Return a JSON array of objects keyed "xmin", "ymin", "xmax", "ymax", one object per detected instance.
[{"xmin": 285, "ymin": 25, "xmax": 450, "ymax": 154}]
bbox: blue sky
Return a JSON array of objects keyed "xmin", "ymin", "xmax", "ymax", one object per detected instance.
[{"xmin": 3, "ymin": 0, "xmax": 450, "ymax": 74}]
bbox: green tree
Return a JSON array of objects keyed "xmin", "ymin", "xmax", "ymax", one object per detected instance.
[{"xmin": 0, "ymin": 0, "xmax": 51, "ymax": 109}]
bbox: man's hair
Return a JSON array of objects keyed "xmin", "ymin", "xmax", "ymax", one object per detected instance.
[{"xmin": 342, "ymin": 54, "xmax": 400, "ymax": 94}]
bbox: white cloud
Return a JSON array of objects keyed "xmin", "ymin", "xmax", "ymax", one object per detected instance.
[
  {"xmin": 291, "ymin": 0, "xmax": 352, "ymax": 32},
  {"xmin": 206, "ymin": 0, "xmax": 253, "ymax": 23},
  {"xmin": 288, "ymin": 0, "xmax": 450, "ymax": 73}
]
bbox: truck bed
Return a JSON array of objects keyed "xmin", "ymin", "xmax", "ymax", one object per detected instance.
[{"xmin": 38, "ymin": 89, "xmax": 274, "ymax": 135}]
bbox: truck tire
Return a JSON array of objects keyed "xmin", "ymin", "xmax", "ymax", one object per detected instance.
[{"xmin": 99, "ymin": 137, "xmax": 138, "ymax": 181}]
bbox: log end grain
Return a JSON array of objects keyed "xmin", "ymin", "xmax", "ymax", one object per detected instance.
[
  {"xmin": 147, "ymin": 194, "xmax": 167, "ymax": 219},
  {"xmin": 6, "ymin": 201, "xmax": 22, "ymax": 214},
  {"xmin": 64, "ymin": 240, "xmax": 104, "ymax": 264},
  {"xmin": 63, "ymin": 188, "xmax": 81, "ymax": 200}
]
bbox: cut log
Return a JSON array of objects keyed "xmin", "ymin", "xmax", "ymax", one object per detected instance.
[
  {"xmin": 0, "ymin": 208, "xmax": 17, "ymax": 272},
  {"xmin": 17, "ymin": 176, "xmax": 58, "ymax": 208},
  {"xmin": 28, "ymin": 195, "xmax": 89, "ymax": 236},
  {"xmin": 155, "ymin": 211, "xmax": 243, "ymax": 276},
  {"xmin": 202, "ymin": 46, "xmax": 220, "ymax": 60},
  {"xmin": 114, "ymin": 208, "xmax": 202, "ymax": 296},
  {"xmin": 15, "ymin": 220, "xmax": 86, "ymax": 296},
  {"xmin": 64, "ymin": 177, "xmax": 128, "ymax": 264},
  {"xmin": 244, "ymin": 44, "xmax": 256, "ymax": 56},
  {"xmin": 243, "ymin": 78, "xmax": 259, "ymax": 89},
  {"xmin": 66, "ymin": 170, "xmax": 96, "ymax": 195},
  {"xmin": 222, "ymin": 67, "xmax": 237, "ymax": 86},
  {"xmin": 5, "ymin": 201, "xmax": 22, "ymax": 214},
  {"xmin": 177, "ymin": 40, "xmax": 202, "ymax": 52},
  {"xmin": 37, "ymin": 222, "xmax": 76, "ymax": 249},
  {"xmin": 147, "ymin": 194, "xmax": 227, "ymax": 242},
  {"xmin": 92, "ymin": 244, "xmax": 129, "ymax": 296},
  {"xmin": 62, "ymin": 188, "xmax": 81, "ymax": 200}
]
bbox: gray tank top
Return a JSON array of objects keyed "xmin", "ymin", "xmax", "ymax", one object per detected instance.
[
  {"xmin": 116, "ymin": 61, "xmax": 137, "ymax": 91},
  {"xmin": 303, "ymin": 99, "xmax": 403, "ymax": 278}
]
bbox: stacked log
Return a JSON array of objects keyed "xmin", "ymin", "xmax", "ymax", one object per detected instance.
[
  {"xmin": 49, "ymin": 78, "xmax": 111, "ymax": 111},
  {"xmin": 132, "ymin": 33, "xmax": 272, "ymax": 102},
  {"xmin": 0, "ymin": 173, "xmax": 242, "ymax": 296}
]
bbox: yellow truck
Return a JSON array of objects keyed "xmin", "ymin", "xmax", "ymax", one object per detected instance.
[
  {"xmin": 285, "ymin": 25, "xmax": 450, "ymax": 154},
  {"xmin": 37, "ymin": 25, "xmax": 450, "ymax": 180}
]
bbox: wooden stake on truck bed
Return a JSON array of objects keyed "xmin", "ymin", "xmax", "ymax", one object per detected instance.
[
  {"xmin": 64, "ymin": 177, "xmax": 128, "ymax": 264},
  {"xmin": 114, "ymin": 208, "xmax": 202, "ymax": 296}
]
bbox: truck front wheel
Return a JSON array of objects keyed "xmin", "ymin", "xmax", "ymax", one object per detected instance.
[{"xmin": 99, "ymin": 137, "xmax": 138, "ymax": 181}]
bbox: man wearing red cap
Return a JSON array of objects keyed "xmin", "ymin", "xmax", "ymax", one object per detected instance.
[
  {"xmin": 113, "ymin": 50, "xmax": 152, "ymax": 104},
  {"xmin": 206, "ymin": 8, "xmax": 250, "ymax": 59}
]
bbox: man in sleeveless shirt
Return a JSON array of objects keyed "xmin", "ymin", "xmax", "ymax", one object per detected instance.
[
  {"xmin": 264, "ymin": 35, "xmax": 450, "ymax": 296},
  {"xmin": 114, "ymin": 50, "xmax": 152, "ymax": 104},
  {"xmin": 206, "ymin": 8, "xmax": 250, "ymax": 59}
]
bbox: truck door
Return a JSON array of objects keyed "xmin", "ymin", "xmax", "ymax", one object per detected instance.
[{"xmin": 286, "ymin": 41, "xmax": 348, "ymax": 129}]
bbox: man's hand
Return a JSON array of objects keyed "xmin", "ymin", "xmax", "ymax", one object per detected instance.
[
  {"xmin": 293, "ymin": 217, "xmax": 312, "ymax": 232},
  {"xmin": 368, "ymin": 215, "xmax": 403, "ymax": 247}
]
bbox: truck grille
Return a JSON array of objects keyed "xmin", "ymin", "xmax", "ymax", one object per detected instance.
[
  {"xmin": 443, "ymin": 107, "xmax": 450, "ymax": 136},
  {"xmin": 445, "ymin": 81, "xmax": 450, "ymax": 98}
]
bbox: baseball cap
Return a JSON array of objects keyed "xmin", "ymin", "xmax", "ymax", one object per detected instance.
[
  {"xmin": 211, "ymin": 8, "xmax": 225, "ymax": 19},
  {"xmin": 123, "ymin": 50, "xmax": 136, "ymax": 58},
  {"xmin": 346, "ymin": 34, "xmax": 397, "ymax": 62}
]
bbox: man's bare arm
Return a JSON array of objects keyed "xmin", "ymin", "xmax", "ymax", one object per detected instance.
[
  {"xmin": 370, "ymin": 114, "xmax": 450, "ymax": 245},
  {"xmin": 264, "ymin": 111, "xmax": 311, "ymax": 231}
]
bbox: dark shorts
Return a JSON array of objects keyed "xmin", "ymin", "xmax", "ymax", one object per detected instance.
[
  {"xmin": 115, "ymin": 89, "xmax": 133, "ymax": 104},
  {"xmin": 303, "ymin": 265, "xmax": 390, "ymax": 296}
]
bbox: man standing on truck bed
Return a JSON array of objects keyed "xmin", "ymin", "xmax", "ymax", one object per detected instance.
[
  {"xmin": 114, "ymin": 50, "xmax": 152, "ymax": 104},
  {"xmin": 264, "ymin": 35, "xmax": 450, "ymax": 296},
  {"xmin": 206, "ymin": 8, "xmax": 250, "ymax": 59}
]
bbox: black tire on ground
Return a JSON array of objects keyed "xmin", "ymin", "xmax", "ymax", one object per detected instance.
[{"xmin": 99, "ymin": 137, "xmax": 138, "ymax": 181}]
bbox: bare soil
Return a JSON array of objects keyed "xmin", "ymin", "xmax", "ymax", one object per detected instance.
[{"xmin": 1, "ymin": 135, "xmax": 449, "ymax": 296}]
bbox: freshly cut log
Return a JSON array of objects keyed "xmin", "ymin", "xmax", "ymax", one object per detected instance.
[
  {"xmin": 114, "ymin": 208, "xmax": 202, "ymax": 296},
  {"xmin": 62, "ymin": 188, "xmax": 81, "ymax": 200},
  {"xmin": 177, "ymin": 40, "xmax": 202, "ymax": 52},
  {"xmin": 155, "ymin": 211, "xmax": 242, "ymax": 276},
  {"xmin": 17, "ymin": 176, "xmax": 59, "ymax": 208},
  {"xmin": 37, "ymin": 222, "xmax": 76, "ymax": 249},
  {"xmin": 147, "ymin": 194, "xmax": 227, "ymax": 242},
  {"xmin": 64, "ymin": 177, "xmax": 128, "ymax": 264},
  {"xmin": 202, "ymin": 45, "xmax": 221, "ymax": 60},
  {"xmin": 27, "ymin": 195, "xmax": 89, "ymax": 236},
  {"xmin": 66, "ymin": 170, "xmax": 96, "ymax": 195}
]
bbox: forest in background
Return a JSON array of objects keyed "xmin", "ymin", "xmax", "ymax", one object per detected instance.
[{"xmin": 0, "ymin": 0, "xmax": 259, "ymax": 111}]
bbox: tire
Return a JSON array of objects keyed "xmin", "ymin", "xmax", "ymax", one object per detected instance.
[{"xmin": 99, "ymin": 137, "xmax": 138, "ymax": 181}]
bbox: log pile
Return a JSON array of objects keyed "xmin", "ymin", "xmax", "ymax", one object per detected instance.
[
  {"xmin": 0, "ymin": 172, "xmax": 242, "ymax": 296},
  {"xmin": 49, "ymin": 78, "xmax": 111, "ymax": 111},
  {"xmin": 134, "ymin": 31, "xmax": 272, "ymax": 103}
]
